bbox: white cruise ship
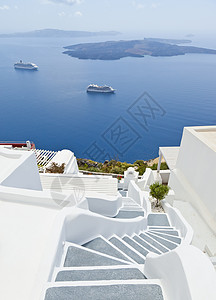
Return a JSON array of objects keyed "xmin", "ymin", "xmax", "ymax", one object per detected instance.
[
  {"xmin": 14, "ymin": 60, "xmax": 38, "ymax": 70},
  {"xmin": 87, "ymin": 84, "xmax": 115, "ymax": 93}
]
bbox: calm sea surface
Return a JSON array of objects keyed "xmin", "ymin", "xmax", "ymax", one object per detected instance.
[{"xmin": 0, "ymin": 33, "xmax": 216, "ymax": 162}]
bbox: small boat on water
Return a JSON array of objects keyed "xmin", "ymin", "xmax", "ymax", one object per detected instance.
[
  {"xmin": 87, "ymin": 84, "xmax": 115, "ymax": 93},
  {"xmin": 14, "ymin": 60, "xmax": 38, "ymax": 70}
]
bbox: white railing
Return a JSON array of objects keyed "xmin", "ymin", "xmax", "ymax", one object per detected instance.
[
  {"xmin": 128, "ymin": 180, "xmax": 151, "ymax": 215},
  {"xmin": 162, "ymin": 201, "xmax": 193, "ymax": 244},
  {"xmin": 32, "ymin": 149, "xmax": 58, "ymax": 169}
]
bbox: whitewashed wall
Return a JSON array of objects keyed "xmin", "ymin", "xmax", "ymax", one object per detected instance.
[
  {"xmin": 169, "ymin": 127, "xmax": 216, "ymax": 234},
  {"xmin": 144, "ymin": 245, "xmax": 216, "ymax": 300},
  {"xmin": 0, "ymin": 148, "xmax": 42, "ymax": 190}
]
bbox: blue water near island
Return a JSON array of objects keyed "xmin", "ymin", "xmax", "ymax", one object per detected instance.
[{"xmin": 0, "ymin": 33, "xmax": 216, "ymax": 163}]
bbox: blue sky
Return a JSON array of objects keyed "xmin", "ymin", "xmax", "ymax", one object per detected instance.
[{"xmin": 0, "ymin": 0, "xmax": 216, "ymax": 34}]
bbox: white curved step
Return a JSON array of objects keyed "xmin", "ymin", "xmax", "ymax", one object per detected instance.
[
  {"xmin": 148, "ymin": 231, "xmax": 182, "ymax": 244},
  {"xmin": 63, "ymin": 243, "xmax": 131, "ymax": 267},
  {"xmin": 43, "ymin": 280, "xmax": 164, "ymax": 300},
  {"xmin": 109, "ymin": 236, "xmax": 145, "ymax": 264}
]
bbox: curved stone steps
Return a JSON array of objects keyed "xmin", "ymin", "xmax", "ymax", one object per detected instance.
[
  {"xmin": 122, "ymin": 236, "xmax": 149, "ymax": 257},
  {"xmin": 43, "ymin": 210, "xmax": 183, "ymax": 300},
  {"xmin": 55, "ymin": 267, "xmax": 146, "ymax": 282},
  {"xmin": 149, "ymin": 229, "xmax": 179, "ymax": 236},
  {"xmin": 148, "ymin": 230, "xmax": 182, "ymax": 244},
  {"xmin": 44, "ymin": 281, "xmax": 164, "ymax": 300},
  {"xmin": 138, "ymin": 233, "xmax": 169, "ymax": 253},
  {"xmin": 132, "ymin": 234, "xmax": 161, "ymax": 255},
  {"xmin": 63, "ymin": 243, "xmax": 131, "ymax": 268},
  {"xmin": 114, "ymin": 210, "xmax": 145, "ymax": 219},
  {"xmin": 109, "ymin": 236, "xmax": 145, "ymax": 264},
  {"xmin": 114, "ymin": 196, "xmax": 145, "ymax": 219},
  {"xmin": 82, "ymin": 237, "xmax": 133, "ymax": 263},
  {"xmin": 148, "ymin": 226, "xmax": 174, "ymax": 230},
  {"xmin": 145, "ymin": 232, "xmax": 178, "ymax": 250},
  {"xmin": 147, "ymin": 214, "xmax": 170, "ymax": 227}
]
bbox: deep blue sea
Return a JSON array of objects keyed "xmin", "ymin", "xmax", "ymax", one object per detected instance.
[{"xmin": 0, "ymin": 33, "xmax": 216, "ymax": 163}]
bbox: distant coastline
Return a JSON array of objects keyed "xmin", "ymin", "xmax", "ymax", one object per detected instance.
[
  {"xmin": 63, "ymin": 37, "xmax": 216, "ymax": 60},
  {"xmin": 0, "ymin": 29, "xmax": 121, "ymax": 38}
]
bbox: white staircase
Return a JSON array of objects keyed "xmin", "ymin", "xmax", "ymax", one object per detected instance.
[{"xmin": 42, "ymin": 196, "xmax": 182, "ymax": 300}]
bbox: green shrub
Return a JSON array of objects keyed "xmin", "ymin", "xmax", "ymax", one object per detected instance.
[
  {"xmin": 150, "ymin": 182, "xmax": 170, "ymax": 206},
  {"xmin": 150, "ymin": 162, "xmax": 168, "ymax": 170},
  {"xmin": 101, "ymin": 165, "xmax": 112, "ymax": 173},
  {"xmin": 160, "ymin": 162, "xmax": 168, "ymax": 170},
  {"xmin": 137, "ymin": 165, "xmax": 147, "ymax": 175},
  {"xmin": 88, "ymin": 167, "xmax": 100, "ymax": 172},
  {"xmin": 108, "ymin": 159, "xmax": 118, "ymax": 166},
  {"xmin": 79, "ymin": 163, "xmax": 89, "ymax": 170},
  {"xmin": 121, "ymin": 163, "xmax": 134, "ymax": 171},
  {"xmin": 134, "ymin": 160, "xmax": 146, "ymax": 166},
  {"xmin": 150, "ymin": 163, "xmax": 158, "ymax": 170},
  {"xmin": 111, "ymin": 166, "xmax": 124, "ymax": 174}
]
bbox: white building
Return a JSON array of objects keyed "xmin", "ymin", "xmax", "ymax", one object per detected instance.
[
  {"xmin": 0, "ymin": 131, "xmax": 215, "ymax": 300},
  {"xmin": 158, "ymin": 126, "xmax": 216, "ymax": 259}
]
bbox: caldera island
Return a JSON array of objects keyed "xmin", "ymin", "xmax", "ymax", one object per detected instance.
[{"xmin": 63, "ymin": 38, "xmax": 216, "ymax": 60}]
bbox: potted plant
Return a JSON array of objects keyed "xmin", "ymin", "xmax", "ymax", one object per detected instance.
[
  {"xmin": 149, "ymin": 182, "xmax": 170, "ymax": 207},
  {"xmin": 117, "ymin": 175, "xmax": 122, "ymax": 182}
]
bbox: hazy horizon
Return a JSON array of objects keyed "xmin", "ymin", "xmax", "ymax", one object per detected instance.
[{"xmin": 0, "ymin": 0, "xmax": 216, "ymax": 36}]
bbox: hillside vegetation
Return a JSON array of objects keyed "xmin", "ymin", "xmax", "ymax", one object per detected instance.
[{"xmin": 77, "ymin": 158, "xmax": 168, "ymax": 176}]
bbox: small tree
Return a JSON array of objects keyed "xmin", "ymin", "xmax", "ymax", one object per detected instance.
[{"xmin": 150, "ymin": 182, "xmax": 170, "ymax": 207}]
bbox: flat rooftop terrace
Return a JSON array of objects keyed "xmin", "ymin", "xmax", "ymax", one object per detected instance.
[{"xmin": 195, "ymin": 128, "xmax": 216, "ymax": 152}]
